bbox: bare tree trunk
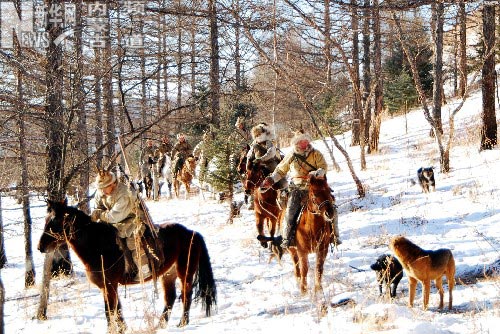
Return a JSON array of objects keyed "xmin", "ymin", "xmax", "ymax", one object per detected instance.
[
  {"xmin": 350, "ymin": 0, "xmax": 361, "ymax": 146},
  {"xmin": 370, "ymin": 0, "xmax": 383, "ymax": 153},
  {"xmin": 0, "ymin": 268, "xmax": 4, "ymax": 334},
  {"xmin": 480, "ymin": 3, "xmax": 497, "ymax": 150},
  {"xmin": 0, "ymin": 194, "xmax": 6, "ymax": 268},
  {"xmin": 458, "ymin": 0, "xmax": 467, "ymax": 97},
  {"xmin": 176, "ymin": 1, "xmax": 183, "ymax": 108},
  {"xmin": 104, "ymin": 6, "xmax": 115, "ymax": 161},
  {"xmin": 362, "ymin": 0, "xmax": 371, "ymax": 149},
  {"xmin": 74, "ymin": 0, "xmax": 90, "ymax": 213},
  {"xmin": 324, "ymin": 0, "xmax": 332, "ymax": 85},
  {"xmin": 234, "ymin": 0, "xmax": 241, "ymax": 90},
  {"xmin": 209, "ymin": 0, "xmax": 221, "ymax": 127},
  {"xmin": 140, "ymin": 19, "xmax": 148, "ymax": 138},
  {"xmin": 39, "ymin": 0, "xmax": 73, "ymax": 318},
  {"xmin": 432, "ymin": 1, "xmax": 445, "ymax": 136},
  {"xmin": 94, "ymin": 49, "xmax": 103, "ymax": 168}
]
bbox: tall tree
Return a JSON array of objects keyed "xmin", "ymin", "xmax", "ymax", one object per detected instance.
[
  {"xmin": 362, "ymin": 0, "xmax": 371, "ymax": 147},
  {"xmin": 369, "ymin": 0, "xmax": 383, "ymax": 152},
  {"xmin": 432, "ymin": 0, "xmax": 445, "ymax": 135},
  {"xmin": 208, "ymin": 0, "xmax": 221, "ymax": 127},
  {"xmin": 458, "ymin": 0, "xmax": 467, "ymax": 97},
  {"xmin": 350, "ymin": 0, "xmax": 361, "ymax": 146},
  {"xmin": 480, "ymin": 3, "xmax": 497, "ymax": 150},
  {"xmin": 38, "ymin": 0, "xmax": 73, "ymax": 320},
  {"xmin": 14, "ymin": 33, "xmax": 35, "ymax": 287},
  {"xmin": 74, "ymin": 0, "xmax": 90, "ymax": 213}
]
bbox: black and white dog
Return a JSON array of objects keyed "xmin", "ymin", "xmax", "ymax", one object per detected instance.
[
  {"xmin": 370, "ymin": 254, "xmax": 403, "ymax": 298},
  {"xmin": 417, "ymin": 167, "xmax": 435, "ymax": 193}
]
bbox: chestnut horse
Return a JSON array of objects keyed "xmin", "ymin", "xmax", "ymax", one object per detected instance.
[
  {"xmin": 174, "ymin": 156, "xmax": 197, "ymax": 198},
  {"xmin": 38, "ymin": 200, "xmax": 216, "ymax": 333},
  {"xmin": 244, "ymin": 160, "xmax": 284, "ymax": 251},
  {"xmin": 289, "ymin": 174, "xmax": 336, "ymax": 294}
]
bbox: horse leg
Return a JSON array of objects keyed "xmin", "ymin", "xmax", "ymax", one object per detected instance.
[
  {"xmin": 174, "ymin": 179, "xmax": 179, "ymax": 198},
  {"xmin": 102, "ymin": 283, "xmax": 126, "ymax": 334},
  {"xmin": 314, "ymin": 246, "xmax": 328, "ymax": 293},
  {"xmin": 289, "ymin": 248, "xmax": 301, "ymax": 280},
  {"xmin": 185, "ymin": 182, "xmax": 190, "ymax": 199},
  {"xmin": 298, "ymin": 252, "xmax": 309, "ymax": 294},
  {"xmin": 176, "ymin": 261, "xmax": 196, "ymax": 327},
  {"xmin": 160, "ymin": 266, "xmax": 177, "ymax": 328},
  {"xmin": 256, "ymin": 215, "xmax": 267, "ymax": 248}
]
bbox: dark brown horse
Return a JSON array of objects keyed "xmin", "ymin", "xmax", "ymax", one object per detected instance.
[
  {"xmin": 244, "ymin": 160, "xmax": 284, "ymax": 251},
  {"xmin": 174, "ymin": 156, "xmax": 197, "ymax": 198},
  {"xmin": 38, "ymin": 200, "xmax": 216, "ymax": 333},
  {"xmin": 289, "ymin": 174, "xmax": 336, "ymax": 294}
]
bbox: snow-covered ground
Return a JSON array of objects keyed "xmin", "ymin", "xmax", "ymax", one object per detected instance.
[{"xmin": 2, "ymin": 88, "xmax": 499, "ymax": 333}]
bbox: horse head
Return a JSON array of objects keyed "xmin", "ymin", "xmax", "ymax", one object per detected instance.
[
  {"xmin": 308, "ymin": 174, "xmax": 336, "ymax": 221},
  {"xmin": 244, "ymin": 161, "xmax": 265, "ymax": 195},
  {"xmin": 38, "ymin": 199, "xmax": 72, "ymax": 253}
]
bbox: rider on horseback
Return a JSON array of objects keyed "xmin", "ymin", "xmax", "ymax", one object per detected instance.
[
  {"xmin": 262, "ymin": 132, "xmax": 341, "ymax": 248},
  {"xmin": 171, "ymin": 133, "xmax": 193, "ymax": 181},
  {"xmin": 91, "ymin": 170, "xmax": 149, "ymax": 281},
  {"xmin": 246, "ymin": 123, "xmax": 287, "ymax": 209}
]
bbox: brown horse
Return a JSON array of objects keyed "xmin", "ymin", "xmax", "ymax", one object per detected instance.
[
  {"xmin": 38, "ymin": 200, "xmax": 216, "ymax": 333},
  {"xmin": 174, "ymin": 156, "xmax": 197, "ymax": 198},
  {"xmin": 244, "ymin": 160, "xmax": 284, "ymax": 251},
  {"xmin": 289, "ymin": 174, "xmax": 336, "ymax": 294}
]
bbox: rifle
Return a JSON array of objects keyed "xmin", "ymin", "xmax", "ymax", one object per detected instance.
[{"xmin": 117, "ymin": 135, "xmax": 158, "ymax": 238}]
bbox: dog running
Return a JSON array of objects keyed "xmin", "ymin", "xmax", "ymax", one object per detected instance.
[
  {"xmin": 370, "ymin": 254, "xmax": 403, "ymax": 298},
  {"xmin": 417, "ymin": 167, "xmax": 435, "ymax": 193},
  {"xmin": 389, "ymin": 236, "xmax": 455, "ymax": 310}
]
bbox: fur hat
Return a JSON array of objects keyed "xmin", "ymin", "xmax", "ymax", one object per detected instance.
[
  {"xmin": 251, "ymin": 123, "xmax": 273, "ymax": 142},
  {"xmin": 95, "ymin": 170, "xmax": 117, "ymax": 189},
  {"xmin": 291, "ymin": 132, "xmax": 312, "ymax": 146}
]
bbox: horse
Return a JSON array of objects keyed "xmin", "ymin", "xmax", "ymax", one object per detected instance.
[
  {"xmin": 173, "ymin": 156, "xmax": 197, "ymax": 199},
  {"xmin": 157, "ymin": 155, "xmax": 173, "ymax": 199},
  {"xmin": 38, "ymin": 199, "xmax": 217, "ymax": 333},
  {"xmin": 288, "ymin": 174, "xmax": 336, "ymax": 294},
  {"xmin": 243, "ymin": 160, "xmax": 284, "ymax": 252}
]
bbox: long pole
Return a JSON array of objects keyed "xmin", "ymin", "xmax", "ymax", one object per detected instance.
[{"xmin": 117, "ymin": 136, "xmax": 158, "ymax": 238}]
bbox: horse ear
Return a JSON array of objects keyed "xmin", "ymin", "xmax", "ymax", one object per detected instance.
[{"xmin": 63, "ymin": 197, "xmax": 68, "ymax": 206}]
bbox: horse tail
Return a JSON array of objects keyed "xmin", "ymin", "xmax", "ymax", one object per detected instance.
[{"xmin": 194, "ymin": 232, "xmax": 217, "ymax": 316}]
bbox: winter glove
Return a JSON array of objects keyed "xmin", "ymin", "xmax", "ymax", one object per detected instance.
[
  {"xmin": 262, "ymin": 176, "xmax": 274, "ymax": 188},
  {"xmin": 309, "ymin": 168, "xmax": 326, "ymax": 178},
  {"xmin": 91, "ymin": 209, "xmax": 104, "ymax": 222}
]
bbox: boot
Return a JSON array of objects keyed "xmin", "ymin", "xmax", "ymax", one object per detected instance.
[
  {"xmin": 330, "ymin": 208, "xmax": 342, "ymax": 246},
  {"xmin": 118, "ymin": 237, "xmax": 139, "ymax": 281}
]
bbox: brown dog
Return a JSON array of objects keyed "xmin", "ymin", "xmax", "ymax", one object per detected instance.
[{"xmin": 389, "ymin": 236, "xmax": 455, "ymax": 310}]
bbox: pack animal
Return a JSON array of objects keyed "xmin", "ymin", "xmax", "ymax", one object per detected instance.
[
  {"xmin": 417, "ymin": 167, "xmax": 435, "ymax": 193},
  {"xmin": 389, "ymin": 236, "xmax": 455, "ymax": 310},
  {"xmin": 38, "ymin": 200, "xmax": 217, "ymax": 333},
  {"xmin": 370, "ymin": 254, "xmax": 403, "ymax": 298}
]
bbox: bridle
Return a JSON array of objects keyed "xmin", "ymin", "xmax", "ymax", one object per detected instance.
[{"xmin": 307, "ymin": 188, "xmax": 335, "ymax": 218}]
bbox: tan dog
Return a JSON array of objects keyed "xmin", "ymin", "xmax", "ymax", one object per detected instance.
[{"xmin": 389, "ymin": 236, "xmax": 455, "ymax": 310}]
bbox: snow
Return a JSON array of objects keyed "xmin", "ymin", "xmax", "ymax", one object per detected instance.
[{"xmin": 2, "ymin": 88, "xmax": 499, "ymax": 333}]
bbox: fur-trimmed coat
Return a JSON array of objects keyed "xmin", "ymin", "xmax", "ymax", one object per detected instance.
[
  {"xmin": 270, "ymin": 148, "xmax": 327, "ymax": 189},
  {"xmin": 94, "ymin": 182, "xmax": 137, "ymax": 238}
]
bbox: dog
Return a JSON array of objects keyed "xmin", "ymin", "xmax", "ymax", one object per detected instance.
[
  {"xmin": 417, "ymin": 167, "xmax": 435, "ymax": 193},
  {"xmin": 389, "ymin": 236, "xmax": 455, "ymax": 310},
  {"xmin": 230, "ymin": 200, "xmax": 244, "ymax": 217},
  {"xmin": 370, "ymin": 254, "xmax": 403, "ymax": 298}
]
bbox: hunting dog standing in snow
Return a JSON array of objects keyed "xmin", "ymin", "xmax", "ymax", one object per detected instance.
[
  {"xmin": 390, "ymin": 236, "xmax": 455, "ymax": 310},
  {"xmin": 417, "ymin": 167, "xmax": 435, "ymax": 193},
  {"xmin": 370, "ymin": 254, "xmax": 403, "ymax": 298}
]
